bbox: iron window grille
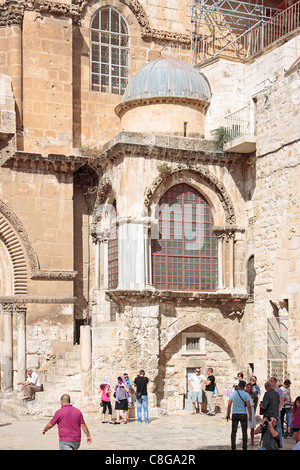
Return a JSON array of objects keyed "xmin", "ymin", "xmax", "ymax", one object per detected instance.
[
  {"xmin": 152, "ymin": 184, "xmax": 218, "ymax": 291},
  {"xmin": 91, "ymin": 6, "xmax": 130, "ymax": 94}
]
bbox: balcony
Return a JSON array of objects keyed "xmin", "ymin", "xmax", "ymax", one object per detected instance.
[{"xmin": 223, "ymin": 104, "xmax": 256, "ymax": 154}]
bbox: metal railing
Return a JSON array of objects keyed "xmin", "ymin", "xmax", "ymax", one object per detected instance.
[
  {"xmin": 247, "ymin": 1, "xmax": 300, "ymax": 57},
  {"xmin": 224, "ymin": 104, "xmax": 255, "ymax": 142},
  {"xmin": 190, "ymin": 0, "xmax": 300, "ymax": 63}
]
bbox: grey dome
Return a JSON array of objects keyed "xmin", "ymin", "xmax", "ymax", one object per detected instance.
[{"xmin": 115, "ymin": 58, "xmax": 211, "ymax": 116}]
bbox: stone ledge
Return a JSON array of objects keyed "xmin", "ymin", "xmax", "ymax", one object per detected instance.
[{"xmin": 106, "ymin": 288, "xmax": 248, "ymax": 307}]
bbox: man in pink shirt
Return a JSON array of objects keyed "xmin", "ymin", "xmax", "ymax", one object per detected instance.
[{"xmin": 43, "ymin": 394, "xmax": 92, "ymax": 450}]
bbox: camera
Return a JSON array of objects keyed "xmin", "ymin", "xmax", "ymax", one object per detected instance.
[{"xmin": 262, "ymin": 417, "xmax": 271, "ymax": 428}]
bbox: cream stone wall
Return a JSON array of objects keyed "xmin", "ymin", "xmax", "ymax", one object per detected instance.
[
  {"xmin": 22, "ymin": 11, "xmax": 73, "ymax": 154},
  {"xmin": 120, "ymin": 103, "xmax": 206, "ymax": 137},
  {"xmin": 0, "ymin": 0, "xmax": 299, "ymax": 416}
]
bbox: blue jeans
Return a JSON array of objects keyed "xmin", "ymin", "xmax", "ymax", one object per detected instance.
[{"xmin": 136, "ymin": 395, "xmax": 149, "ymax": 423}]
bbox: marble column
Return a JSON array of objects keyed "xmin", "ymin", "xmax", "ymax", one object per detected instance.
[
  {"xmin": 15, "ymin": 303, "xmax": 27, "ymax": 385},
  {"xmin": 1, "ymin": 303, "xmax": 13, "ymax": 391},
  {"xmin": 118, "ymin": 217, "xmax": 151, "ymax": 290},
  {"xmin": 80, "ymin": 325, "xmax": 92, "ymax": 398}
]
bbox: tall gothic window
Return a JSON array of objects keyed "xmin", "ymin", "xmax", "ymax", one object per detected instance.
[
  {"xmin": 151, "ymin": 184, "xmax": 218, "ymax": 291},
  {"xmin": 91, "ymin": 7, "xmax": 130, "ymax": 94}
]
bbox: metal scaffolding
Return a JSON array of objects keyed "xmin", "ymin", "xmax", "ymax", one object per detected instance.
[{"xmin": 188, "ymin": 0, "xmax": 278, "ymax": 63}]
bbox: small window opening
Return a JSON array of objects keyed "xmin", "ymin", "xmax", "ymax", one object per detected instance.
[{"xmin": 184, "ymin": 122, "xmax": 188, "ymax": 137}]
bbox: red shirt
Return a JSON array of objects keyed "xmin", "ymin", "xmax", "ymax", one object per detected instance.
[{"xmin": 50, "ymin": 405, "xmax": 85, "ymax": 442}]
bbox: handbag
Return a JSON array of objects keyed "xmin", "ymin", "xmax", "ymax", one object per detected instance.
[{"xmin": 213, "ymin": 384, "xmax": 219, "ymax": 395}]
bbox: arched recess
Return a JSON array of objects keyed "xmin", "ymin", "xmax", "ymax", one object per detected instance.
[
  {"xmin": 144, "ymin": 165, "xmax": 236, "ymax": 226},
  {"xmin": 0, "ymin": 208, "xmax": 29, "ymax": 295},
  {"xmin": 155, "ymin": 314, "xmax": 238, "ymax": 411}
]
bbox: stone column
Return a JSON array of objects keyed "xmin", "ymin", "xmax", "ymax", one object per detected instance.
[
  {"xmin": 9, "ymin": 24, "xmax": 23, "ymax": 136},
  {"xmin": 15, "ymin": 303, "xmax": 27, "ymax": 385},
  {"xmin": 95, "ymin": 240, "xmax": 100, "ymax": 289},
  {"xmin": 80, "ymin": 325, "xmax": 92, "ymax": 398},
  {"xmin": 118, "ymin": 217, "xmax": 150, "ymax": 290},
  {"xmin": 217, "ymin": 234, "xmax": 225, "ymax": 289},
  {"xmin": 228, "ymin": 232, "xmax": 235, "ymax": 289},
  {"xmin": 1, "ymin": 303, "xmax": 14, "ymax": 391}
]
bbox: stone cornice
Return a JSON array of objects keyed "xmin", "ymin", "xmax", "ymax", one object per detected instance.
[
  {"xmin": 1, "ymin": 150, "xmax": 89, "ymax": 173},
  {"xmin": 106, "ymin": 289, "xmax": 248, "ymax": 320},
  {"xmin": 98, "ymin": 131, "xmax": 233, "ymax": 164},
  {"xmin": 115, "ymin": 96, "xmax": 208, "ymax": 118},
  {"xmin": 0, "ymin": 295, "xmax": 76, "ymax": 304},
  {"xmin": 106, "ymin": 288, "xmax": 248, "ymax": 306}
]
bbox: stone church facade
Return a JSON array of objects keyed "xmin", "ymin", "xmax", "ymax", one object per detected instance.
[{"xmin": 0, "ymin": 0, "xmax": 299, "ymax": 416}]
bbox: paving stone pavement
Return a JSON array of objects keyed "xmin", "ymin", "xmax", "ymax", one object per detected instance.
[{"xmin": 0, "ymin": 409, "xmax": 296, "ymax": 452}]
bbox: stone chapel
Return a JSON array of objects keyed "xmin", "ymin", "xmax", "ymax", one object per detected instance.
[{"xmin": 0, "ymin": 0, "xmax": 299, "ymax": 416}]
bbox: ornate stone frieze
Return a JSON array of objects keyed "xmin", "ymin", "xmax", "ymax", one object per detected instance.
[
  {"xmin": 0, "ymin": 1, "xmax": 24, "ymax": 27},
  {"xmin": 2, "ymin": 151, "xmax": 89, "ymax": 173},
  {"xmin": 25, "ymin": 0, "xmax": 80, "ymax": 19},
  {"xmin": 144, "ymin": 163, "xmax": 237, "ymax": 225},
  {"xmin": 0, "ymin": 0, "xmax": 190, "ymax": 45},
  {"xmin": 106, "ymin": 288, "xmax": 248, "ymax": 309},
  {"xmin": 0, "ymin": 295, "xmax": 76, "ymax": 304},
  {"xmin": 0, "ymin": 0, "xmax": 81, "ymax": 26}
]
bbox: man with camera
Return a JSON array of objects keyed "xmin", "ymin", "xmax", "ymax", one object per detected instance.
[{"xmin": 254, "ymin": 416, "xmax": 280, "ymax": 450}]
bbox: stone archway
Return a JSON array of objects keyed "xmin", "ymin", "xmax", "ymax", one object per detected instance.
[{"xmin": 155, "ymin": 308, "xmax": 239, "ymax": 412}]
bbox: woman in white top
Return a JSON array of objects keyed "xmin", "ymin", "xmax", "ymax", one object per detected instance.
[{"xmin": 245, "ymin": 382, "xmax": 256, "ymax": 445}]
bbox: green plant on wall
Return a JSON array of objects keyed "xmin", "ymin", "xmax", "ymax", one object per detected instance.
[
  {"xmin": 211, "ymin": 126, "xmax": 231, "ymax": 149},
  {"xmin": 157, "ymin": 162, "xmax": 172, "ymax": 176}
]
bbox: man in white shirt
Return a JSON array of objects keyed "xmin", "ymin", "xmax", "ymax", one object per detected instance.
[
  {"xmin": 17, "ymin": 368, "xmax": 43, "ymax": 401},
  {"xmin": 188, "ymin": 367, "xmax": 206, "ymax": 414}
]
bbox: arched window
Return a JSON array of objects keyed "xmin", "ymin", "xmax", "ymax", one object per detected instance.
[
  {"xmin": 91, "ymin": 7, "xmax": 130, "ymax": 94},
  {"xmin": 151, "ymin": 184, "xmax": 218, "ymax": 291}
]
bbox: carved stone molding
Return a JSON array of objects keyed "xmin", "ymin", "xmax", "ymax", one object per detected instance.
[
  {"xmin": 0, "ymin": 295, "xmax": 76, "ymax": 304},
  {"xmin": 144, "ymin": 163, "xmax": 236, "ymax": 225},
  {"xmin": 90, "ymin": 177, "xmax": 114, "ymax": 243},
  {"xmin": 2, "ymin": 151, "xmax": 89, "ymax": 173},
  {"xmin": 76, "ymin": 0, "xmax": 190, "ymax": 45},
  {"xmin": 0, "ymin": 0, "xmax": 190, "ymax": 45},
  {"xmin": 0, "ymin": 1, "xmax": 24, "ymax": 27},
  {"xmin": 0, "ymin": 199, "xmax": 77, "ymax": 282},
  {"xmin": 25, "ymin": 0, "xmax": 80, "ymax": 19},
  {"xmin": 106, "ymin": 288, "xmax": 248, "ymax": 317}
]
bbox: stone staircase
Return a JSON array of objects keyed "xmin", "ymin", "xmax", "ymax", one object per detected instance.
[{"xmin": 0, "ymin": 346, "xmax": 100, "ymax": 419}]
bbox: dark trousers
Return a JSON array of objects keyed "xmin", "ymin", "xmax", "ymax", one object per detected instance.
[{"xmin": 231, "ymin": 413, "xmax": 248, "ymax": 450}]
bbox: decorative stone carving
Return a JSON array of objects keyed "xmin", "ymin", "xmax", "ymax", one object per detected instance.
[
  {"xmin": 90, "ymin": 177, "xmax": 114, "ymax": 243},
  {"xmin": 0, "ymin": 199, "xmax": 77, "ymax": 283},
  {"xmin": 144, "ymin": 163, "xmax": 236, "ymax": 225}
]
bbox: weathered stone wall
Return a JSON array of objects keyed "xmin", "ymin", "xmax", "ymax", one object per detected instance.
[{"xmin": 252, "ymin": 40, "xmax": 300, "ymax": 393}]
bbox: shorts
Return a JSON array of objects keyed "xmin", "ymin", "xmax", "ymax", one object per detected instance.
[
  {"xmin": 292, "ymin": 427, "xmax": 300, "ymax": 432},
  {"xmin": 192, "ymin": 391, "xmax": 203, "ymax": 403},
  {"xmin": 59, "ymin": 441, "xmax": 81, "ymax": 450}
]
